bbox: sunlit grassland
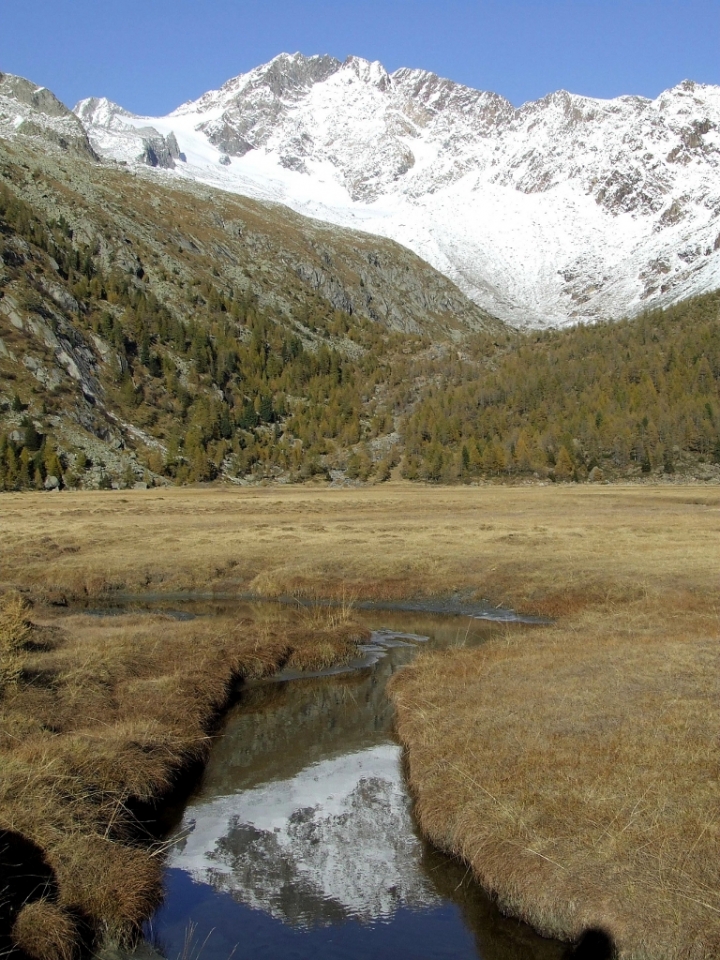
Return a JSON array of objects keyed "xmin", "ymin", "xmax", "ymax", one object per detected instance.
[
  {"xmin": 2, "ymin": 483, "xmax": 720, "ymax": 609},
  {"xmin": 1, "ymin": 482, "xmax": 719, "ymax": 958},
  {"xmin": 390, "ymin": 598, "xmax": 720, "ymax": 959}
]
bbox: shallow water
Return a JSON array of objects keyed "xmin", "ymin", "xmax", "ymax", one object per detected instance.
[{"xmin": 143, "ymin": 610, "xmax": 565, "ymax": 960}]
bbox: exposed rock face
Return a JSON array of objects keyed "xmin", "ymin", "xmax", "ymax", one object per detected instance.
[
  {"xmin": 74, "ymin": 97, "xmax": 188, "ymax": 169},
  {"xmin": 195, "ymin": 53, "xmax": 340, "ymax": 157},
  {"xmin": 0, "ymin": 288, "xmax": 103, "ymax": 403},
  {"xmin": 0, "ymin": 73, "xmax": 98, "ymax": 159},
  {"xmin": 165, "ymin": 132, "xmax": 185, "ymax": 161},
  {"xmin": 0, "ymin": 74, "xmax": 72, "ymax": 118},
  {"xmin": 134, "ymin": 127, "xmax": 184, "ymax": 168},
  {"xmin": 77, "ymin": 54, "xmax": 720, "ymax": 327},
  {"xmin": 205, "ymin": 122, "xmax": 254, "ymax": 158},
  {"xmin": 74, "ymin": 98, "xmax": 186, "ymax": 168}
]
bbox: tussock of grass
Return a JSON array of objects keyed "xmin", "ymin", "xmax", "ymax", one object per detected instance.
[
  {"xmin": 389, "ymin": 593, "xmax": 720, "ymax": 959},
  {"xmin": 12, "ymin": 899, "xmax": 77, "ymax": 960},
  {"xmin": 284, "ymin": 602, "xmax": 367, "ymax": 671},
  {"xmin": 0, "ymin": 591, "xmax": 32, "ymax": 686},
  {"xmin": 0, "ymin": 605, "xmax": 368, "ymax": 955}
]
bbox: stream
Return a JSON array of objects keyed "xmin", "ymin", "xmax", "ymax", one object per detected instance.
[{"xmin": 133, "ymin": 605, "xmax": 565, "ymax": 960}]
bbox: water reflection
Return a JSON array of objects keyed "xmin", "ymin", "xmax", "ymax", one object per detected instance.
[
  {"xmin": 175, "ymin": 742, "xmax": 438, "ymax": 926},
  {"xmin": 149, "ymin": 613, "xmax": 564, "ymax": 960}
]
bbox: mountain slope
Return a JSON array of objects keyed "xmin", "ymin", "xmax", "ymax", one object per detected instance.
[
  {"xmin": 1, "ymin": 72, "xmax": 719, "ymax": 492},
  {"xmin": 75, "ymin": 53, "xmax": 720, "ymax": 327},
  {"xmin": 0, "ymin": 91, "xmax": 501, "ymax": 492}
]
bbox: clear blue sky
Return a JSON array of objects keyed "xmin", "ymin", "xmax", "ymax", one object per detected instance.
[{"xmin": 1, "ymin": 0, "xmax": 718, "ymax": 115}]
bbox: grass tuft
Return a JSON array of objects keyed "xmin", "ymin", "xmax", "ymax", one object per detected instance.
[
  {"xmin": 12, "ymin": 900, "xmax": 77, "ymax": 960},
  {"xmin": 0, "ymin": 591, "xmax": 32, "ymax": 687}
]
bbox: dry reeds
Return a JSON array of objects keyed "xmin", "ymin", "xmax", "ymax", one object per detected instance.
[{"xmin": 0, "ymin": 591, "xmax": 32, "ymax": 687}]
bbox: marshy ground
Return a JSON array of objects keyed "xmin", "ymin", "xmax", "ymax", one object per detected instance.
[{"xmin": 1, "ymin": 483, "xmax": 719, "ymax": 959}]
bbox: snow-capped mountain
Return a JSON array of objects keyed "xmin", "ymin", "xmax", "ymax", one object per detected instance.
[
  {"xmin": 74, "ymin": 53, "xmax": 720, "ymax": 327},
  {"xmin": 0, "ymin": 72, "xmax": 96, "ymax": 159}
]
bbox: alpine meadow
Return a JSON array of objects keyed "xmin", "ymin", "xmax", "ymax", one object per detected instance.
[{"xmin": 1, "ymin": 46, "xmax": 720, "ymax": 960}]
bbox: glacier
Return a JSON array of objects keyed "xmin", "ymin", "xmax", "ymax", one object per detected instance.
[{"xmin": 68, "ymin": 53, "xmax": 720, "ymax": 326}]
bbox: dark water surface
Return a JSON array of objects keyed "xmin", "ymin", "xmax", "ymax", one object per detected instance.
[{"xmin": 141, "ymin": 609, "xmax": 564, "ymax": 960}]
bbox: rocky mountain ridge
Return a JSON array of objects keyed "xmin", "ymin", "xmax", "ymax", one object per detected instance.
[
  {"xmin": 1, "ymin": 68, "xmax": 720, "ymax": 493},
  {"xmin": 0, "ymin": 72, "xmax": 97, "ymax": 160},
  {"xmin": 73, "ymin": 53, "xmax": 720, "ymax": 326}
]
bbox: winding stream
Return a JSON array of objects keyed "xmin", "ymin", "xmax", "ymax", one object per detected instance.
[{"xmin": 139, "ymin": 607, "xmax": 565, "ymax": 960}]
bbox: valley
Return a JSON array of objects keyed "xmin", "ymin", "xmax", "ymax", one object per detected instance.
[
  {"xmin": 1, "ymin": 129, "xmax": 719, "ymax": 492},
  {"xmin": 1, "ymin": 50, "xmax": 720, "ymax": 960}
]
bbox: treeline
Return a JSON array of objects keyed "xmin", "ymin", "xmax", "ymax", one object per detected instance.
[
  {"xmin": 0, "ymin": 181, "xmax": 397, "ymax": 488},
  {"xmin": 2, "ymin": 177, "xmax": 720, "ymax": 489},
  {"xmin": 401, "ymin": 292, "xmax": 720, "ymax": 481},
  {"xmin": 0, "ymin": 407, "xmax": 65, "ymax": 490}
]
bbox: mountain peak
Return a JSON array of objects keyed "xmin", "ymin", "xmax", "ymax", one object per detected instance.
[
  {"xmin": 247, "ymin": 51, "xmax": 341, "ymax": 95},
  {"xmin": 341, "ymin": 56, "xmax": 391, "ymax": 89},
  {"xmin": 71, "ymin": 55, "xmax": 720, "ymax": 327},
  {"xmin": 0, "ymin": 71, "xmax": 98, "ymax": 159},
  {"xmin": 170, "ymin": 52, "xmax": 341, "ymax": 120},
  {"xmin": 0, "ymin": 72, "xmax": 73, "ymax": 120},
  {"xmin": 74, "ymin": 96, "xmax": 135, "ymax": 125}
]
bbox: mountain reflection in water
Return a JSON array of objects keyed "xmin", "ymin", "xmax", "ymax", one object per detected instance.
[
  {"xmin": 173, "ymin": 743, "xmax": 437, "ymax": 925},
  {"xmin": 148, "ymin": 612, "xmax": 565, "ymax": 960}
]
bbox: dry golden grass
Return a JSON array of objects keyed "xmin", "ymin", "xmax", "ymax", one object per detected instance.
[
  {"xmin": 0, "ymin": 601, "xmax": 368, "ymax": 955},
  {"xmin": 389, "ymin": 593, "xmax": 720, "ymax": 954},
  {"xmin": 0, "ymin": 592, "xmax": 32, "ymax": 687},
  {"xmin": 2, "ymin": 484, "xmax": 720, "ymax": 957},
  {"xmin": 2, "ymin": 484, "xmax": 720, "ymax": 610},
  {"xmin": 12, "ymin": 900, "xmax": 78, "ymax": 960}
]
